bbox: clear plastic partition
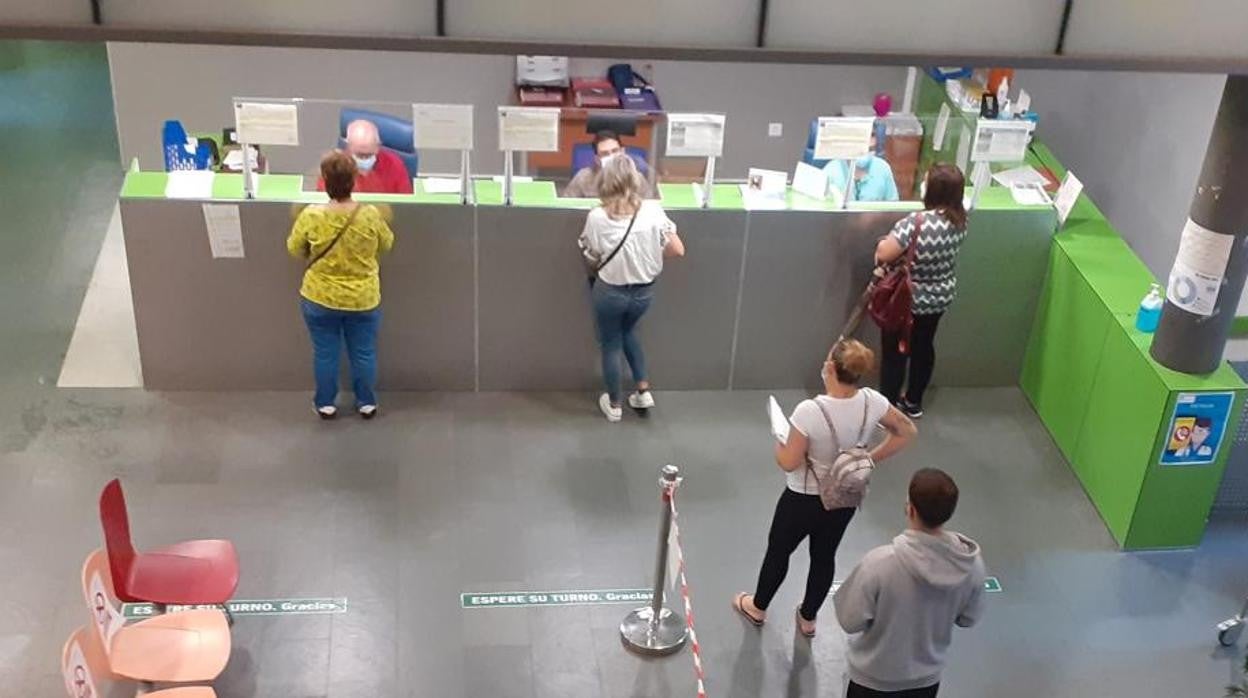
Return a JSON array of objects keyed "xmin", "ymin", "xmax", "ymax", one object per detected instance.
[{"xmin": 154, "ymin": 68, "xmax": 1054, "ymax": 210}]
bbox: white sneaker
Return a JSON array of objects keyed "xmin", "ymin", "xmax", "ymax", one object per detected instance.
[
  {"xmin": 358, "ymin": 404, "xmax": 377, "ymax": 420},
  {"xmin": 316, "ymin": 406, "xmax": 337, "ymax": 420},
  {"xmin": 598, "ymin": 393, "xmax": 622, "ymax": 422},
  {"xmin": 628, "ymin": 391, "xmax": 656, "ymax": 409}
]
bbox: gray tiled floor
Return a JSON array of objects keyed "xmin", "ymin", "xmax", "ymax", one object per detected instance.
[{"xmin": 6, "ymin": 39, "xmax": 1248, "ymax": 698}]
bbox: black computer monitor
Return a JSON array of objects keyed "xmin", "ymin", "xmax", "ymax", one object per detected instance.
[{"xmin": 585, "ymin": 113, "xmax": 638, "ymax": 138}]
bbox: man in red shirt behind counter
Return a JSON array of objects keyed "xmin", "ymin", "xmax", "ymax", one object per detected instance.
[{"xmin": 318, "ymin": 119, "xmax": 413, "ymax": 195}]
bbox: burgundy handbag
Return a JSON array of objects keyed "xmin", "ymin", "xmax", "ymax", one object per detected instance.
[{"xmin": 867, "ymin": 213, "xmax": 923, "ymax": 353}]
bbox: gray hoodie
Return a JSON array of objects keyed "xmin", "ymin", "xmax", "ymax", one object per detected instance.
[{"xmin": 834, "ymin": 529, "xmax": 986, "ymax": 692}]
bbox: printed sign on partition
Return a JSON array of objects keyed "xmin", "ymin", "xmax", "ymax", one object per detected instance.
[
  {"xmin": 497, "ymin": 106, "xmax": 560, "ymax": 152},
  {"xmin": 1168, "ymin": 218, "xmax": 1233, "ymax": 317},
  {"xmin": 666, "ymin": 114, "xmax": 725, "ymax": 158},
  {"xmin": 971, "ymin": 119, "xmax": 1034, "ymax": 163},
  {"xmin": 814, "ymin": 117, "xmax": 875, "ymax": 161},
  {"xmin": 234, "ymin": 101, "xmax": 299, "ymax": 146},
  {"xmin": 414, "ymin": 103, "xmax": 474, "ymax": 151},
  {"xmin": 1160, "ymin": 392, "xmax": 1234, "ymax": 466}
]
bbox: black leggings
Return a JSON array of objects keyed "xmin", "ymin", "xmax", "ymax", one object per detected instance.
[
  {"xmin": 880, "ymin": 312, "xmax": 943, "ymax": 406},
  {"xmin": 847, "ymin": 681, "xmax": 939, "ymax": 697},
  {"xmin": 752, "ymin": 488, "xmax": 856, "ymax": 621}
]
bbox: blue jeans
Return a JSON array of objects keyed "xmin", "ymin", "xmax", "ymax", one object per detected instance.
[
  {"xmin": 591, "ymin": 281, "xmax": 654, "ymax": 404},
  {"xmin": 300, "ymin": 298, "xmax": 381, "ymax": 409}
]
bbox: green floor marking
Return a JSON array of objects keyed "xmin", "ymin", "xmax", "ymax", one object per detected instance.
[
  {"xmin": 122, "ymin": 597, "xmax": 348, "ymax": 619},
  {"xmin": 829, "ymin": 577, "xmax": 1002, "ymax": 595},
  {"xmin": 461, "ymin": 588, "xmax": 653, "ymax": 609}
]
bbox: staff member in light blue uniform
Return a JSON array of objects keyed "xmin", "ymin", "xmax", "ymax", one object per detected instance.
[{"xmin": 825, "ymin": 134, "xmax": 899, "ymax": 202}]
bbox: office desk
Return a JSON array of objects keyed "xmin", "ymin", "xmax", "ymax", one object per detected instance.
[
  {"xmin": 118, "ymin": 173, "xmax": 1055, "ymax": 391},
  {"xmin": 525, "ymin": 108, "xmax": 661, "ymax": 176}
]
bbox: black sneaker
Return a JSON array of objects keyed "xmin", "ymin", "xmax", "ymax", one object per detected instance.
[{"xmin": 898, "ymin": 399, "xmax": 924, "ymax": 420}]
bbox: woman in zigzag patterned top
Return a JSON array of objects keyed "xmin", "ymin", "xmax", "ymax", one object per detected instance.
[{"xmin": 873, "ymin": 163, "xmax": 969, "ymax": 419}]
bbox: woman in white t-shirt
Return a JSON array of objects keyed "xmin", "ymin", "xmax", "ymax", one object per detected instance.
[
  {"xmin": 579, "ymin": 155, "xmax": 685, "ymax": 422},
  {"xmin": 734, "ymin": 339, "xmax": 917, "ymax": 637}
]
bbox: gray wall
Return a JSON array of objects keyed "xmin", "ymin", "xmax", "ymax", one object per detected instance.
[
  {"xmin": 1016, "ymin": 70, "xmax": 1226, "ymax": 282},
  {"xmin": 106, "ymin": 42, "xmax": 906, "ymax": 179}
]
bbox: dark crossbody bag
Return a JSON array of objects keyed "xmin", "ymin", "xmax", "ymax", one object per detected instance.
[
  {"xmin": 587, "ymin": 209, "xmax": 639, "ymax": 288},
  {"xmin": 307, "ymin": 203, "xmax": 363, "ymax": 269}
]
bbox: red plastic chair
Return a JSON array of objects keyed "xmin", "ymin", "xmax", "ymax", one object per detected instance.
[{"xmin": 99, "ymin": 478, "xmax": 239, "ymax": 606}]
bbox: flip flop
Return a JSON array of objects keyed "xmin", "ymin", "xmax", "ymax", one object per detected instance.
[
  {"xmin": 795, "ymin": 607, "xmax": 816, "ymax": 638},
  {"xmin": 733, "ymin": 592, "xmax": 765, "ymax": 627}
]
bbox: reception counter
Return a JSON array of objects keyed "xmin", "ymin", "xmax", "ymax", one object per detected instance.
[{"xmin": 118, "ymin": 173, "xmax": 1057, "ymax": 392}]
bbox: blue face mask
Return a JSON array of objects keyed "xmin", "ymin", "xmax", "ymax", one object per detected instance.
[
  {"xmin": 855, "ymin": 154, "xmax": 874, "ymax": 170},
  {"xmin": 354, "ymin": 154, "xmax": 377, "ymax": 173}
]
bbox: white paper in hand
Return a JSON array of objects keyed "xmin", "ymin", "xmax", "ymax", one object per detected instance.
[{"xmin": 768, "ymin": 395, "xmax": 790, "ymax": 443}]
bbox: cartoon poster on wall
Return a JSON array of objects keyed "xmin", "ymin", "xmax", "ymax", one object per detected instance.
[{"xmin": 1160, "ymin": 392, "xmax": 1235, "ymax": 466}]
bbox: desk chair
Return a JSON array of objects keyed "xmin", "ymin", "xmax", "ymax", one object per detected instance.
[{"xmin": 337, "ymin": 108, "xmax": 419, "ymax": 178}]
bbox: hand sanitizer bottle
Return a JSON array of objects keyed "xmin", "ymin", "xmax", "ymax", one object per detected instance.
[{"xmin": 1136, "ymin": 283, "xmax": 1164, "ymax": 332}]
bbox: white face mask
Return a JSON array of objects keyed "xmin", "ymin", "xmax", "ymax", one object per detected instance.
[
  {"xmin": 598, "ymin": 152, "xmax": 619, "ymax": 167},
  {"xmin": 354, "ymin": 154, "xmax": 377, "ymax": 173}
]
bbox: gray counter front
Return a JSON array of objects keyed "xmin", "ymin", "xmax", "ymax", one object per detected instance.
[{"xmin": 119, "ymin": 194, "xmax": 1055, "ymax": 393}]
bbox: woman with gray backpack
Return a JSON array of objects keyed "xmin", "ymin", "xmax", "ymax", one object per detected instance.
[{"xmin": 734, "ymin": 339, "xmax": 917, "ymax": 637}]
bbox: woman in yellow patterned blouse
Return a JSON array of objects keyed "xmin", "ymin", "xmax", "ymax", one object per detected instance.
[{"xmin": 287, "ymin": 151, "xmax": 395, "ymax": 420}]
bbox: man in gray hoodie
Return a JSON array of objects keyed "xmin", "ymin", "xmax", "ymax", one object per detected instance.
[{"xmin": 833, "ymin": 468, "xmax": 985, "ymax": 697}]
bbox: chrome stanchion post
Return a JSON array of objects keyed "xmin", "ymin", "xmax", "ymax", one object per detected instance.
[{"xmin": 621, "ymin": 464, "xmax": 689, "ymax": 656}]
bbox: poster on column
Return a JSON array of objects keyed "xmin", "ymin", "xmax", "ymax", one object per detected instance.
[
  {"xmin": 1160, "ymin": 392, "xmax": 1234, "ymax": 466},
  {"xmin": 1167, "ymin": 218, "xmax": 1233, "ymax": 316}
]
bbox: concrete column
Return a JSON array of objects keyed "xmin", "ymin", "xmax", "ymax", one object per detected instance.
[{"xmin": 1151, "ymin": 76, "xmax": 1248, "ymax": 374}]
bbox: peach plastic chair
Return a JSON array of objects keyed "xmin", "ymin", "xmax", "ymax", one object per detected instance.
[
  {"xmin": 80, "ymin": 549, "xmax": 231, "ymax": 683},
  {"xmin": 62, "ymin": 626, "xmax": 217, "ymax": 697}
]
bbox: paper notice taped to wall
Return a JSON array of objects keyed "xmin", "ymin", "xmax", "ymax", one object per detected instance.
[
  {"xmin": 1167, "ymin": 218, "xmax": 1233, "ymax": 316},
  {"xmin": 202, "ymin": 203, "xmax": 245, "ymax": 259}
]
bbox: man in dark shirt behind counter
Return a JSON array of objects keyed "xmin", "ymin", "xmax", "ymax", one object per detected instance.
[{"xmin": 563, "ymin": 130, "xmax": 657, "ymax": 199}]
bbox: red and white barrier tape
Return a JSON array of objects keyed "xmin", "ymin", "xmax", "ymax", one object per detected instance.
[{"xmin": 667, "ymin": 486, "xmax": 708, "ymax": 698}]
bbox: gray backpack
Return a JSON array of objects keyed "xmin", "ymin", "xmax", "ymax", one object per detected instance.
[{"xmin": 805, "ymin": 395, "xmax": 875, "ymax": 511}]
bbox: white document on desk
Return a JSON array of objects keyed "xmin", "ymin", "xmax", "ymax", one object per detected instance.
[
  {"xmin": 1009, "ymin": 184, "xmax": 1050, "ymax": 206},
  {"xmin": 422, "ymin": 177, "xmax": 463, "ymax": 194},
  {"xmin": 497, "ymin": 106, "xmax": 560, "ymax": 152},
  {"xmin": 234, "ymin": 101, "xmax": 299, "ymax": 146},
  {"xmin": 202, "ymin": 204, "xmax": 245, "ymax": 259},
  {"xmin": 165, "ymin": 171, "xmax": 215, "ymax": 199},
  {"xmin": 792, "ymin": 161, "xmax": 829, "ymax": 200},
  {"xmin": 768, "ymin": 395, "xmax": 791, "ymax": 443},
  {"xmin": 992, "ymin": 165, "xmax": 1048, "ymax": 189}
]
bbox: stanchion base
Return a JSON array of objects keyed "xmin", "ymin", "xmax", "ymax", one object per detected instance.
[{"xmin": 620, "ymin": 606, "xmax": 688, "ymax": 656}]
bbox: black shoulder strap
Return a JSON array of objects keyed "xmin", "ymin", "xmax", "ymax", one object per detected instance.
[
  {"xmin": 596, "ymin": 208, "xmax": 640, "ymax": 276},
  {"xmin": 308, "ymin": 204, "xmax": 362, "ymax": 269}
]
